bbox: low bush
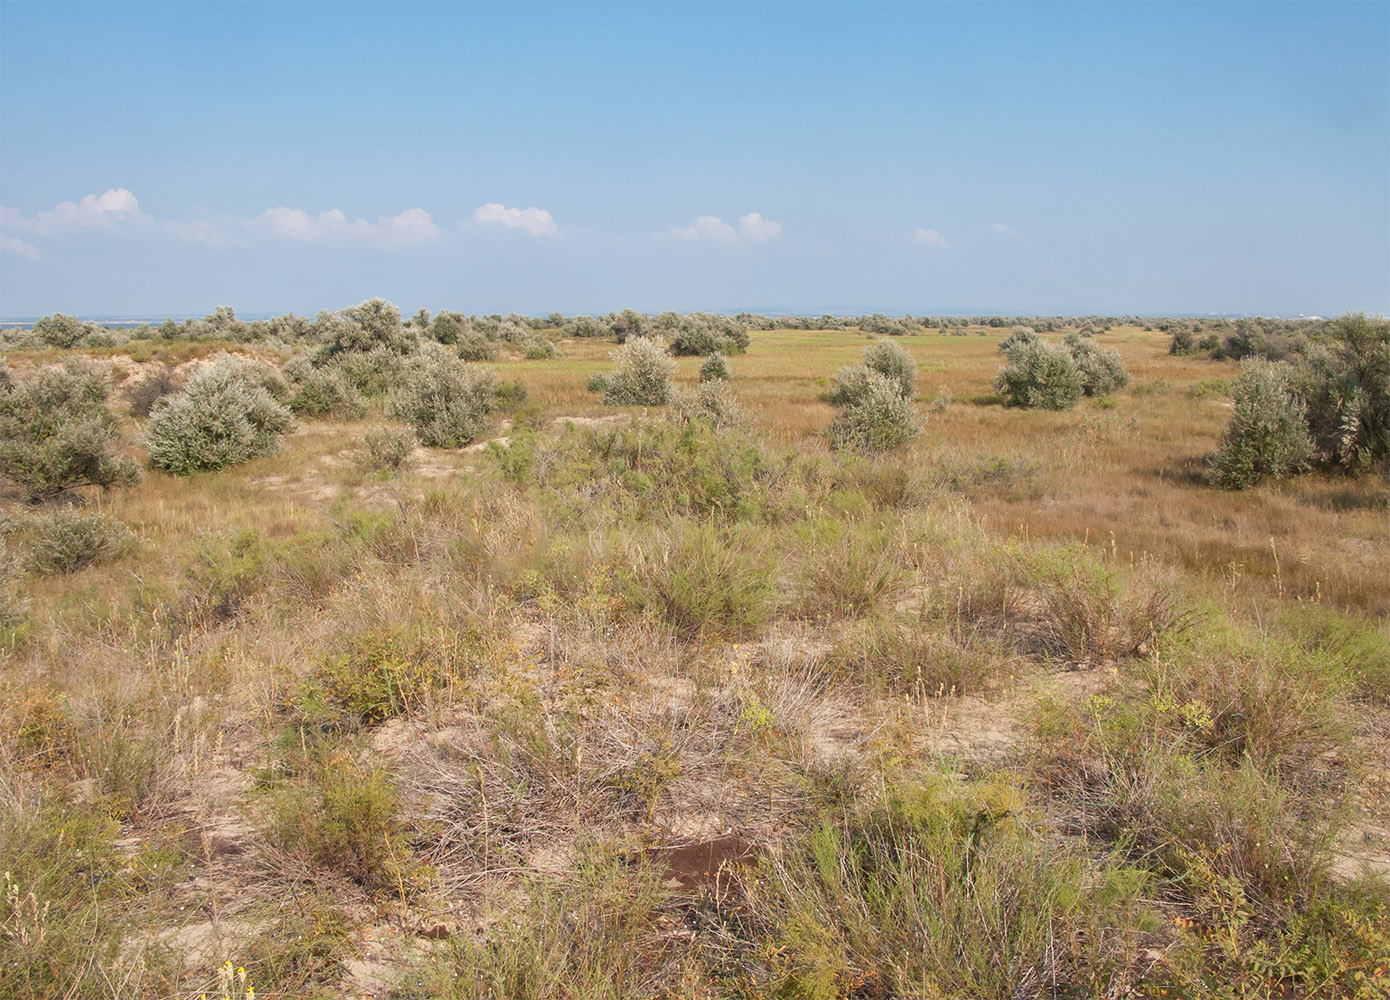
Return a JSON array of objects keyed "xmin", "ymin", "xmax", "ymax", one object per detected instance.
[
  {"xmin": 289, "ymin": 366, "xmax": 366, "ymax": 420},
  {"xmin": 828, "ymin": 371, "xmax": 920, "ymax": 452},
  {"xmin": 750, "ymin": 774, "xmax": 1150, "ymax": 999},
  {"xmin": 623, "ymin": 519, "xmax": 776, "ymax": 639},
  {"xmin": 1209, "ymin": 359, "xmax": 1313, "ymax": 489},
  {"xmin": 588, "ymin": 337, "xmax": 676, "ymax": 406},
  {"xmin": 828, "ymin": 339, "xmax": 917, "ymax": 406},
  {"xmin": 27, "ymin": 509, "xmax": 131, "ymax": 574},
  {"xmin": 1065, "ymin": 332, "xmax": 1131, "ymax": 396},
  {"xmin": 330, "ymin": 344, "xmax": 409, "ymax": 397},
  {"xmin": 995, "ymin": 339, "xmax": 1084, "ymax": 410},
  {"xmin": 145, "ymin": 355, "xmax": 296, "ymax": 475},
  {"xmin": 326, "ymin": 297, "xmax": 418, "ymax": 356},
  {"xmin": 668, "ymin": 381, "xmax": 745, "ymax": 431},
  {"xmin": 355, "ymin": 424, "xmax": 418, "ymax": 472},
  {"xmin": 1298, "ymin": 311, "xmax": 1390, "ymax": 472},
  {"xmin": 388, "ymin": 351, "xmax": 497, "ymax": 447},
  {"xmin": 291, "ymin": 627, "xmax": 458, "ymax": 729},
  {"xmin": 795, "ymin": 517, "xmax": 905, "ymax": 618},
  {"xmin": 0, "ymin": 360, "xmax": 142, "ymax": 502},
  {"xmin": 263, "ymin": 751, "xmax": 420, "ymax": 893},
  {"xmin": 699, "ymin": 351, "xmax": 731, "ymax": 383}
]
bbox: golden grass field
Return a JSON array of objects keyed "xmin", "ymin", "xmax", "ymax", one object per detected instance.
[{"xmin": 2, "ymin": 323, "xmax": 1387, "ymax": 999}]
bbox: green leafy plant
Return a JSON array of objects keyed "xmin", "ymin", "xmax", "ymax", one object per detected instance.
[
  {"xmin": 0, "ymin": 360, "xmax": 142, "ymax": 501},
  {"xmin": 1210, "ymin": 358, "xmax": 1313, "ymax": 489}
]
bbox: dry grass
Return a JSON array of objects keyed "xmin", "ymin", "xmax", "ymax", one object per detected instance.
[{"xmin": 2, "ymin": 322, "xmax": 1387, "ymax": 999}]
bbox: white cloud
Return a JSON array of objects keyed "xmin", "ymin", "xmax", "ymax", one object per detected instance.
[
  {"xmin": 669, "ymin": 212, "xmax": 782, "ymax": 244},
  {"xmin": 910, "ymin": 227, "xmax": 951, "ymax": 249},
  {"xmin": 474, "ymin": 202, "xmax": 559, "ymax": 237},
  {"xmin": 254, "ymin": 205, "xmax": 440, "ymax": 248},
  {"xmin": 1, "ymin": 188, "xmax": 441, "ymax": 255},
  {"xmin": 1, "ymin": 234, "xmax": 41, "ymax": 260},
  {"xmin": 3, "ymin": 188, "xmax": 143, "ymax": 234},
  {"xmin": 991, "ymin": 221, "xmax": 1023, "ymax": 241},
  {"xmin": 738, "ymin": 212, "xmax": 782, "ymax": 242},
  {"xmin": 671, "ymin": 215, "xmax": 738, "ymax": 242}
]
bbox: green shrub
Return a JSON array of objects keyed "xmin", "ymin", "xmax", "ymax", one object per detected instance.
[
  {"xmin": 795, "ymin": 517, "xmax": 905, "ymax": 619},
  {"xmin": 666, "ymin": 313, "xmax": 751, "ymax": 356},
  {"xmin": 828, "ymin": 339, "xmax": 917, "ymax": 406},
  {"xmin": 355, "ymin": 424, "xmax": 418, "ymax": 472},
  {"xmin": 264, "ymin": 754, "xmax": 419, "ymax": 893},
  {"xmin": 31, "ymin": 313, "xmax": 88, "ymax": 349},
  {"xmin": 699, "ymin": 351, "xmax": 731, "ymax": 383},
  {"xmin": 27, "ymin": 509, "xmax": 131, "ymax": 574},
  {"xmin": 328, "ymin": 297, "xmax": 417, "ymax": 356},
  {"xmin": 0, "ymin": 360, "xmax": 142, "ymax": 501},
  {"xmin": 329, "ymin": 344, "xmax": 409, "ymax": 397},
  {"xmin": 753, "ymin": 774, "xmax": 1148, "ymax": 999},
  {"xmin": 1210, "ymin": 359, "xmax": 1313, "ymax": 489},
  {"xmin": 669, "ymin": 381, "xmax": 745, "ymax": 431},
  {"xmin": 1065, "ymin": 333, "xmax": 1131, "ymax": 396},
  {"xmin": 145, "ymin": 355, "xmax": 296, "ymax": 475},
  {"xmin": 997, "ymin": 325, "xmax": 1040, "ymax": 353},
  {"xmin": 429, "ymin": 310, "xmax": 467, "ymax": 344},
  {"xmin": 455, "ymin": 331, "xmax": 498, "ymax": 362},
  {"xmin": 828, "ymin": 371, "xmax": 920, "ymax": 453},
  {"xmin": 624, "ymin": 520, "xmax": 776, "ymax": 639},
  {"xmin": 289, "ymin": 366, "xmax": 366, "ymax": 420},
  {"xmin": 588, "ymin": 337, "xmax": 676, "ymax": 406},
  {"xmin": 1298, "ymin": 311, "xmax": 1390, "ymax": 472},
  {"xmin": 292, "ymin": 627, "xmax": 458, "ymax": 729},
  {"xmin": 387, "ymin": 351, "xmax": 497, "ymax": 447},
  {"xmin": 995, "ymin": 339, "xmax": 1084, "ymax": 410}
]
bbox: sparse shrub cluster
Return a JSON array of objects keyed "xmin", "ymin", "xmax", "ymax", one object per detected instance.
[
  {"xmin": 0, "ymin": 360, "xmax": 142, "ymax": 501},
  {"xmin": 587, "ymin": 336, "xmax": 677, "ymax": 405},
  {"xmin": 145, "ymin": 354, "xmax": 295, "ymax": 475}
]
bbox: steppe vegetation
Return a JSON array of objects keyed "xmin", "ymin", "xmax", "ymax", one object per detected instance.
[{"xmin": 1, "ymin": 304, "xmax": 1387, "ymax": 999}]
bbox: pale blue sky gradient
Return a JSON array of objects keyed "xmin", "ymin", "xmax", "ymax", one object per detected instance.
[{"xmin": 1, "ymin": 1, "xmax": 1386, "ymax": 318}]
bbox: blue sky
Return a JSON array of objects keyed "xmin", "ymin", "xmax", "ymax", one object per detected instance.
[{"xmin": 1, "ymin": 1, "xmax": 1386, "ymax": 319}]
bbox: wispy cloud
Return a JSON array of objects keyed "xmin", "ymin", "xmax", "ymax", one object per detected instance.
[
  {"xmin": 990, "ymin": 221, "xmax": 1023, "ymax": 242},
  {"xmin": 668, "ymin": 211, "xmax": 782, "ymax": 244},
  {"xmin": 909, "ymin": 227, "xmax": 951, "ymax": 249},
  {"xmin": 473, "ymin": 202, "xmax": 559, "ymax": 237},
  {"xmin": 0, "ymin": 188, "xmax": 443, "ymax": 254},
  {"xmin": 738, "ymin": 212, "xmax": 782, "ymax": 242},
  {"xmin": 671, "ymin": 215, "xmax": 738, "ymax": 242},
  {"xmin": 255, "ymin": 206, "xmax": 440, "ymax": 248},
  {"xmin": 1, "ymin": 233, "xmax": 41, "ymax": 260}
]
